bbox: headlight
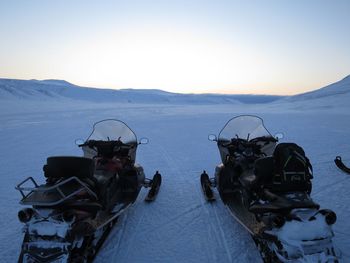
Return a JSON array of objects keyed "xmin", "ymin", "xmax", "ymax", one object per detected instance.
[
  {"xmin": 319, "ymin": 209, "xmax": 337, "ymax": 225},
  {"xmin": 18, "ymin": 208, "xmax": 34, "ymax": 223}
]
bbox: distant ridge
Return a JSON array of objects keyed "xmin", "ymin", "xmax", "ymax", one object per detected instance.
[
  {"xmin": 288, "ymin": 74, "xmax": 350, "ymax": 101},
  {"xmin": 263, "ymin": 74, "xmax": 350, "ymax": 111},
  {"xmin": 36, "ymin": 79, "xmax": 75, "ymax": 86},
  {"xmin": 0, "ymin": 78, "xmax": 284, "ymax": 104}
]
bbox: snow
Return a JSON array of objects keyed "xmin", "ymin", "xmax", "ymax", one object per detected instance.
[
  {"xmin": 0, "ymin": 76, "xmax": 349, "ymax": 262},
  {"xmin": 288, "ymin": 75, "xmax": 350, "ymax": 101},
  {"xmin": 28, "ymin": 220, "xmax": 69, "ymax": 238},
  {"xmin": 274, "ymin": 210, "xmax": 333, "ymax": 242},
  {"xmin": 0, "ymin": 78, "xmax": 283, "ymax": 104}
]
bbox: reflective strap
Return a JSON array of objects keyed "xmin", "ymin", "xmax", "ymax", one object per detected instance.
[{"xmin": 283, "ymin": 171, "xmax": 306, "ymax": 182}]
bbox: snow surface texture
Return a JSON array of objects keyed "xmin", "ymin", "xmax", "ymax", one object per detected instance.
[{"xmin": 0, "ymin": 76, "xmax": 349, "ymax": 262}]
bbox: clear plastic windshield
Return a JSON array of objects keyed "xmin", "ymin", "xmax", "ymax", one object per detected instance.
[
  {"xmin": 86, "ymin": 119, "xmax": 137, "ymax": 144},
  {"xmin": 218, "ymin": 115, "xmax": 272, "ymax": 142}
]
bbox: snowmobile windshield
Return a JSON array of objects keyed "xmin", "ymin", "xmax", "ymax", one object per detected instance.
[
  {"xmin": 218, "ymin": 115, "xmax": 272, "ymax": 142},
  {"xmin": 86, "ymin": 119, "xmax": 137, "ymax": 144}
]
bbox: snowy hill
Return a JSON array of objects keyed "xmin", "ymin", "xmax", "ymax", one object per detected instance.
[
  {"xmin": 1, "ymin": 75, "xmax": 350, "ymax": 114},
  {"xmin": 265, "ymin": 75, "xmax": 350, "ymax": 112},
  {"xmin": 289, "ymin": 75, "xmax": 350, "ymax": 101},
  {"xmin": 1, "ymin": 75, "xmax": 350, "ymax": 106},
  {"xmin": 0, "ymin": 78, "xmax": 283, "ymax": 104}
]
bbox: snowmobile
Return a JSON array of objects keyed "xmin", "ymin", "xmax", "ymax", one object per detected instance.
[
  {"xmin": 200, "ymin": 115, "xmax": 340, "ymax": 262},
  {"xmin": 16, "ymin": 119, "xmax": 162, "ymax": 263}
]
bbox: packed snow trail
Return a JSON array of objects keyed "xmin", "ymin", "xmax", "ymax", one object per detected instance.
[
  {"xmin": 0, "ymin": 103, "xmax": 349, "ymax": 262},
  {"xmin": 94, "ymin": 114, "xmax": 260, "ymax": 262}
]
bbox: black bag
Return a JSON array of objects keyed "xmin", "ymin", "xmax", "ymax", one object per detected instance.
[
  {"xmin": 43, "ymin": 156, "xmax": 95, "ymax": 179},
  {"xmin": 272, "ymin": 143, "xmax": 313, "ymax": 193}
]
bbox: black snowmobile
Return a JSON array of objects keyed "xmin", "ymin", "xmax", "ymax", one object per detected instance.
[
  {"xmin": 200, "ymin": 115, "xmax": 340, "ymax": 262},
  {"xmin": 16, "ymin": 119, "xmax": 162, "ymax": 263}
]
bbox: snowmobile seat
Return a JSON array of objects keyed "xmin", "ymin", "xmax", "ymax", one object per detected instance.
[
  {"xmin": 249, "ymin": 198, "xmax": 319, "ymax": 214},
  {"xmin": 94, "ymin": 170, "xmax": 115, "ymax": 186},
  {"xmin": 93, "ymin": 170, "xmax": 117, "ymax": 205},
  {"xmin": 249, "ymin": 190, "xmax": 320, "ymax": 214},
  {"xmin": 216, "ymin": 162, "xmax": 238, "ymax": 196},
  {"xmin": 119, "ymin": 167, "xmax": 139, "ymax": 193},
  {"xmin": 254, "ymin": 156, "xmax": 275, "ymax": 181},
  {"xmin": 44, "ymin": 156, "xmax": 95, "ymax": 179},
  {"xmin": 43, "ymin": 156, "xmax": 97, "ymax": 189},
  {"xmin": 239, "ymin": 170, "xmax": 258, "ymax": 189},
  {"xmin": 243, "ymin": 157, "xmax": 275, "ymax": 189}
]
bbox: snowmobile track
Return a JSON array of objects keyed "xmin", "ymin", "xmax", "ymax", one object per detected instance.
[{"xmin": 159, "ymin": 146, "xmax": 222, "ymax": 261}]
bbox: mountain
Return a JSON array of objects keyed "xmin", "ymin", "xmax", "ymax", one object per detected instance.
[
  {"xmin": 0, "ymin": 78, "xmax": 283, "ymax": 104},
  {"xmin": 265, "ymin": 75, "xmax": 350, "ymax": 112},
  {"xmin": 1, "ymin": 75, "xmax": 349, "ymax": 106},
  {"xmin": 288, "ymin": 75, "xmax": 350, "ymax": 101}
]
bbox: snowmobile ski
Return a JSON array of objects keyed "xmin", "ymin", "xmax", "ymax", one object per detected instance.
[
  {"xmin": 334, "ymin": 156, "xmax": 350, "ymax": 174},
  {"xmin": 145, "ymin": 171, "xmax": 162, "ymax": 202},
  {"xmin": 200, "ymin": 171, "xmax": 215, "ymax": 201}
]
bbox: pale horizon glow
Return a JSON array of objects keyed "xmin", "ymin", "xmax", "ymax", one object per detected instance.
[{"xmin": 1, "ymin": 1, "xmax": 350, "ymax": 95}]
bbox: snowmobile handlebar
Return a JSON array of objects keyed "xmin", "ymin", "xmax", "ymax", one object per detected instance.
[
  {"xmin": 79, "ymin": 140, "xmax": 136, "ymax": 158},
  {"xmin": 78, "ymin": 140, "xmax": 135, "ymax": 149},
  {"xmin": 220, "ymin": 138, "xmax": 245, "ymax": 148},
  {"xmin": 220, "ymin": 136, "xmax": 277, "ymax": 148},
  {"xmin": 250, "ymin": 136, "xmax": 277, "ymax": 143},
  {"xmin": 219, "ymin": 136, "xmax": 277, "ymax": 157}
]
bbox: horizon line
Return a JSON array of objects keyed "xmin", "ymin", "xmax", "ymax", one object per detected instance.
[{"xmin": 0, "ymin": 74, "xmax": 348, "ymax": 97}]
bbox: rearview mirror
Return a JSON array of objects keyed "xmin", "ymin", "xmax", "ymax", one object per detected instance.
[
  {"xmin": 75, "ymin": 139, "xmax": 85, "ymax": 146},
  {"xmin": 208, "ymin": 134, "xmax": 217, "ymax": 141},
  {"xmin": 139, "ymin": 137, "xmax": 149, "ymax": 145},
  {"xmin": 274, "ymin": 133, "xmax": 284, "ymax": 140}
]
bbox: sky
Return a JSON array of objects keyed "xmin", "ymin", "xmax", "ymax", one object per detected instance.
[{"xmin": 0, "ymin": 0, "xmax": 349, "ymax": 95}]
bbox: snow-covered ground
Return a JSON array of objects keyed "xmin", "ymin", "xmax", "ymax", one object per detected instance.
[{"xmin": 0, "ymin": 76, "xmax": 349, "ymax": 262}]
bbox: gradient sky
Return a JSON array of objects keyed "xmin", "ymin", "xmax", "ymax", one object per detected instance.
[{"xmin": 0, "ymin": 0, "xmax": 349, "ymax": 95}]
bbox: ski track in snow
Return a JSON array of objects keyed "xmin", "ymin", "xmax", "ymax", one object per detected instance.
[{"xmin": 0, "ymin": 102, "xmax": 349, "ymax": 262}]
